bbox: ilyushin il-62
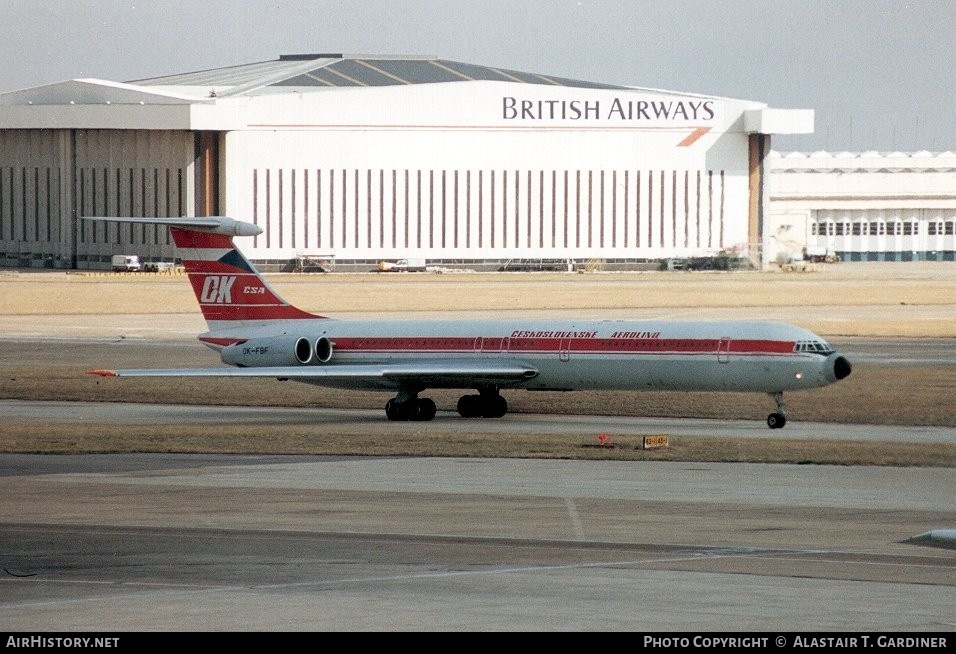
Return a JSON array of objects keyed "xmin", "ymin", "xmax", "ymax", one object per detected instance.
[{"xmin": 86, "ymin": 216, "xmax": 851, "ymax": 428}]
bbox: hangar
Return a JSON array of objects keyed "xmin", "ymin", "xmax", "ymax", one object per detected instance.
[
  {"xmin": 0, "ymin": 53, "xmax": 815, "ymax": 271},
  {"xmin": 767, "ymin": 150, "xmax": 956, "ymax": 263},
  {"xmin": 10, "ymin": 55, "xmax": 953, "ymax": 271}
]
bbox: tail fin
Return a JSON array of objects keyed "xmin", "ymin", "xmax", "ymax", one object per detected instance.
[{"xmin": 83, "ymin": 217, "xmax": 323, "ymax": 330}]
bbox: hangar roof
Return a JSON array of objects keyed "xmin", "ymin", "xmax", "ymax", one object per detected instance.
[
  {"xmin": 0, "ymin": 53, "xmax": 812, "ymax": 136},
  {"xmin": 129, "ymin": 53, "xmax": 629, "ymax": 95},
  {"xmin": 771, "ymin": 150, "xmax": 956, "ymax": 172}
]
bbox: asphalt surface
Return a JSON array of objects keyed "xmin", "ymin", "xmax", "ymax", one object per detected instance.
[{"xmin": 1, "ymin": 452, "xmax": 955, "ymax": 632}]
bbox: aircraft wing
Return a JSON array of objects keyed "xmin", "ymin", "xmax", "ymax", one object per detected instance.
[{"xmin": 90, "ymin": 359, "xmax": 539, "ymax": 387}]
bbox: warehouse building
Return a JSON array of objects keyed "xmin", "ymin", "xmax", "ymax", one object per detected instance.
[
  {"xmin": 3, "ymin": 54, "xmax": 951, "ymax": 271},
  {"xmin": 766, "ymin": 150, "xmax": 956, "ymax": 263}
]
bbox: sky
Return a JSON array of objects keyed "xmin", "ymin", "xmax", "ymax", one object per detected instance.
[{"xmin": 1, "ymin": 0, "xmax": 953, "ymax": 152}]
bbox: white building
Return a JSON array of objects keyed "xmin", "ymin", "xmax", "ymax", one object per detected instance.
[
  {"xmin": 7, "ymin": 56, "xmax": 954, "ymax": 270},
  {"xmin": 0, "ymin": 54, "xmax": 814, "ymax": 270},
  {"xmin": 767, "ymin": 150, "xmax": 956, "ymax": 263}
]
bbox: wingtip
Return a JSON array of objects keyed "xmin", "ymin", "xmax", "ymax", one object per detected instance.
[{"xmin": 87, "ymin": 369, "xmax": 118, "ymax": 377}]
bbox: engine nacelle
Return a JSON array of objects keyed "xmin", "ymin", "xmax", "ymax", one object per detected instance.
[
  {"xmin": 315, "ymin": 336, "xmax": 334, "ymax": 363},
  {"xmin": 219, "ymin": 334, "xmax": 334, "ymax": 367},
  {"xmin": 221, "ymin": 335, "xmax": 312, "ymax": 367}
]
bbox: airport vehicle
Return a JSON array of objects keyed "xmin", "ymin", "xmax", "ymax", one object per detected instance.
[
  {"xmin": 142, "ymin": 261, "xmax": 178, "ymax": 273},
  {"xmin": 111, "ymin": 254, "xmax": 142, "ymax": 272},
  {"xmin": 378, "ymin": 257, "xmax": 427, "ymax": 272},
  {"xmin": 85, "ymin": 216, "xmax": 852, "ymax": 428}
]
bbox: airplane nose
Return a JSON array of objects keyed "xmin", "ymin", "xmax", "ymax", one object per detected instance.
[{"xmin": 832, "ymin": 355, "xmax": 852, "ymax": 380}]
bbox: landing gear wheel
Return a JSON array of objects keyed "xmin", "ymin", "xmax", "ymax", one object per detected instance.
[
  {"xmin": 766, "ymin": 392, "xmax": 788, "ymax": 429},
  {"xmin": 457, "ymin": 391, "xmax": 508, "ymax": 418},
  {"xmin": 767, "ymin": 412, "xmax": 787, "ymax": 429},
  {"xmin": 457, "ymin": 395, "xmax": 482, "ymax": 418},
  {"xmin": 410, "ymin": 398, "xmax": 437, "ymax": 422},
  {"xmin": 385, "ymin": 398, "xmax": 409, "ymax": 421},
  {"xmin": 483, "ymin": 395, "xmax": 507, "ymax": 418},
  {"xmin": 387, "ymin": 397, "xmax": 437, "ymax": 421}
]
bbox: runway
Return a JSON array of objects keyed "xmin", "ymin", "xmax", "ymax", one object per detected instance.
[{"xmin": 1, "ymin": 453, "xmax": 954, "ymax": 631}]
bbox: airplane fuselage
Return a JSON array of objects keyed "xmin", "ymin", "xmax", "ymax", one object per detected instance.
[{"xmin": 204, "ymin": 318, "xmax": 849, "ymax": 394}]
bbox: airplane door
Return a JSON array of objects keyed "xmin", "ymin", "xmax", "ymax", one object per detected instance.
[
  {"xmin": 484, "ymin": 337, "xmax": 509, "ymax": 353},
  {"xmin": 476, "ymin": 337, "xmax": 510, "ymax": 354},
  {"xmin": 559, "ymin": 337, "xmax": 571, "ymax": 362},
  {"xmin": 717, "ymin": 337, "xmax": 731, "ymax": 363}
]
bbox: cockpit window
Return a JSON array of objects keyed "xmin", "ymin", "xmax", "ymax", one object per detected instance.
[{"xmin": 794, "ymin": 339, "xmax": 835, "ymax": 354}]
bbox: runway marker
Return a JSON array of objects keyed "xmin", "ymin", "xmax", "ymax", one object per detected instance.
[{"xmin": 565, "ymin": 497, "xmax": 585, "ymax": 540}]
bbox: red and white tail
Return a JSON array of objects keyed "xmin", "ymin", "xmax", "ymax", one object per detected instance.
[{"xmin": 83, "ymin": 217, "xmax": 323, "ymax": 332}]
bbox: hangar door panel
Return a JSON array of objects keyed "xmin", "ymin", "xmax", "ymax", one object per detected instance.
[
  {"xmin": 0, "ymin": 129, "xmax": 69, "ymax": 266},
  {"xmin": 73, "ymin": 130, "xmax": 194, "ymax": 268},
  {"xmin": 228, "ymin": 130, "xmax": 749, "ymax": 262},
  {"xmin": 812, "ymin": 208, "xmax": 956, "ymax": 261}
]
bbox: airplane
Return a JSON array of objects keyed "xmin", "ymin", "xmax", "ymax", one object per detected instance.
[{"xmin": 84, "ymin": 216, "xmax": 852, "ymax": 428}]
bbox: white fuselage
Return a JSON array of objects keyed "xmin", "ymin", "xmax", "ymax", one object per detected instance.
[{"xmin": 207, "ymin": 317, "xmax": 847, "ymax": 394}]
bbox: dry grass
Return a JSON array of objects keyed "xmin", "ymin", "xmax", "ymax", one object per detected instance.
[
  {"xmin": 4, "ymin": 264, "xmax": 956, "ymax": 337},
  {"xmin": 3, "ymin": 423, "xmax": 953, "ymax": 467}
]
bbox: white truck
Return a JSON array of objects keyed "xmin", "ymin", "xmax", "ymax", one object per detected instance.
[
  {"xmin": 111, "ymin": 254, "xmax": 142, "ymax": 272},
  {"xmin": 378, "ymin": 257, "xmax": 427, "ymax": 272}
]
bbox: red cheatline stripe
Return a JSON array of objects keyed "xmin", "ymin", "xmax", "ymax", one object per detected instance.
[{"xmin": 323, "ymin": 337, "xmax": 795, "ymax": 355}]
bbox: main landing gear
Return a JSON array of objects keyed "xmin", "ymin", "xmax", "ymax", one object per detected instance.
[
  {"xmin": 456, "ymin": 386, "xmax": 508, "ymax": 418},
  {"xmin": 766, "ymin": 391, "xmax": 787, "ymax": 429},
  {"xmin": 384, "ymin": 386, "xmax": 508, "ymax": 421},
  {"xmin": 385, "ymin": 396, "xmax": 437, "ymax": 421}
]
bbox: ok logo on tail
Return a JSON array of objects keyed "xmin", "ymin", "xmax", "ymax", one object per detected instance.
[{"xmin": 200, "ymin": 275, "xmax": 237, "ymax": 303}]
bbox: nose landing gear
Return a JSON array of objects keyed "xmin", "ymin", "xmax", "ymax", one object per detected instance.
[{"xmin": 767, "ymin": 392, "xmax": 787, "ymax": 429}]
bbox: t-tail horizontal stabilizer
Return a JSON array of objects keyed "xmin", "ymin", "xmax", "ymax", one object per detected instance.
[
  {"xmin": 83, "ymin": 216, "xmax": 262, "ymax": 237},
  {"xmin": 82, "ymin": 216, "xmax": 322, "ymax": 327}
]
